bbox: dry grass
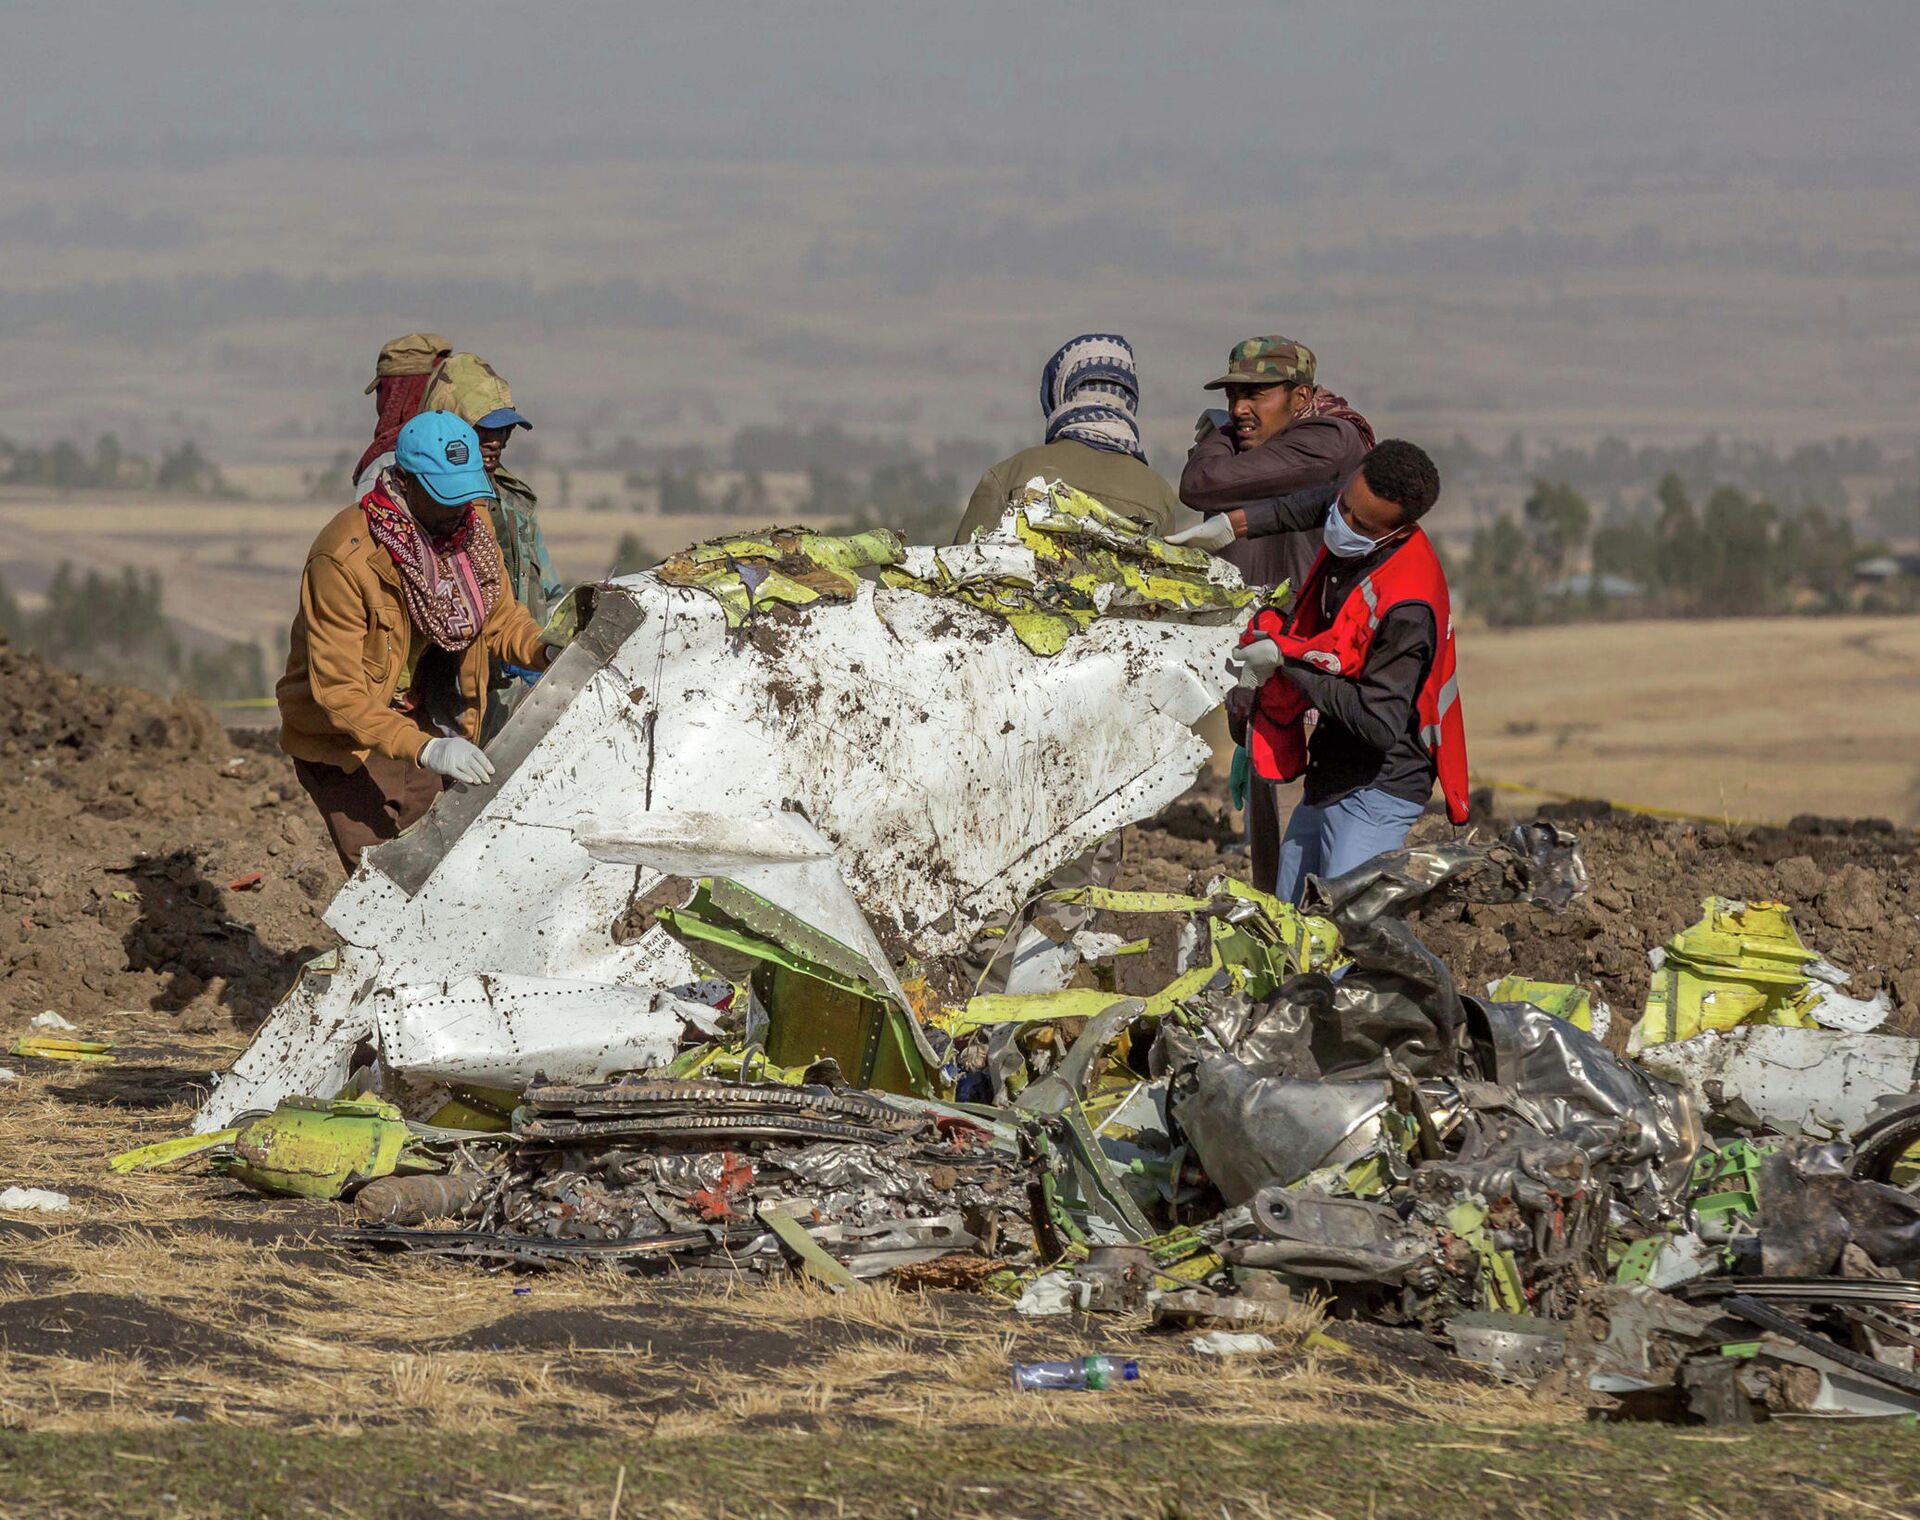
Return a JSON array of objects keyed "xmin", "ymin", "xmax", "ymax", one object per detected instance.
[
  {"xmin": 1460, "ymin": 614, "xmax": 1920, "ymax": 827},
  {"xmin": 0, "ymin": 1010, "xmax": 1581, "ymax": 1441}
]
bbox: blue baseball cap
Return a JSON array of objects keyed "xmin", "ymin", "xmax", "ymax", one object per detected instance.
[
  {"xmin": 395, "ymin": 411, "xmax": 497, "ymax": 507},
  {"xmin": 475, "ymin": 405, "xmax": 532, "ymax": 432}
]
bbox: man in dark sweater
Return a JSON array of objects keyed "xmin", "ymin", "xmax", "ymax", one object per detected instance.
[
  {"xmin": 1203, "ymin": 441, "xmax": 1463, "ymax": 902},
  {"xmin": 1178, "ymin": 335, "xmax": 1375, "ymax": 593},
  {"xmin": 1176, "ymin": 336, "xmax": 1376, "ymax": 889}
]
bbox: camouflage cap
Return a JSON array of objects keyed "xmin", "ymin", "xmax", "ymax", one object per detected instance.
[
  {"xmin": 1202, "ymin": 335, "xmax": 1316, "ymax": 391},
  {"xmin": 364, "ymin": 331, "xmax": 453, "ymax": 393},
  {"xmin": 419, "ymin": 353, "xmax": 531, "ymax": 431}
]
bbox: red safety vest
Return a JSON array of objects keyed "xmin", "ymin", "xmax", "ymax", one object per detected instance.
[{"xmin": 1239, "ymin": 527, "xmax": 1469, "ymax": 824}]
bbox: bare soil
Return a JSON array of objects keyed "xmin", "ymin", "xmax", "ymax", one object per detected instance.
[{"xmin": 0, "ymin": 641, "xmax": 343, "ymax": 1036}]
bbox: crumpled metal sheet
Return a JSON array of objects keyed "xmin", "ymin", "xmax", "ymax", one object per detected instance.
[
  {"xmin": 1754, "ymin": 1139, "xmax": 1920, "ymax": 1278},
  {"xmin": 1447, "ymin": 1310, "xmax": 1570, "ymax": 1382},
  {"xmin": 1466, "ymin": 996, "xmax": 1700, "ymax": 1204},
  {"xmin": 198, "ymin": 532, "xmax": 1244, "ymax": 1130},
  {"xmin": 1174, "ymin": 1054, "xmax": 1389, "ymax": 1205},
  {"xmin": 1294, "ymin": 828, "xmax": 1587, "ymax": 1082}
]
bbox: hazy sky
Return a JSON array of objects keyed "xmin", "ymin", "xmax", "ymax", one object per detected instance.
[
  {"xmin": 4, "ymin": 1, "xmax": 1917, "ymax": 462},
  {"xmin": 10, "ymin": 1, "xmax": 1917, "ymax": 164}
]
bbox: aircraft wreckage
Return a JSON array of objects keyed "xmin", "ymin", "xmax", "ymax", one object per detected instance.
[{"xmin": 134, "ymin": 480, "xmax": 1920, "ymax": 1423}]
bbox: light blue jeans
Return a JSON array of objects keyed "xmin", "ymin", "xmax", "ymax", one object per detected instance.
[{"xmin": 1274, "ymin": 788, "xmax": 1427, "ymax": 904}]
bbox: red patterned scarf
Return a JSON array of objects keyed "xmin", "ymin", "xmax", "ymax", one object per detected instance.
[
  {"xmin": 1299, "ymin": 386, "xmax": 1377, "ymax": 451},
  {"xmin": 360, "ymin": 473, "xmax": 502, "ymax": 652},
  {"xmin": 354, "ymin": 372, "xmax": 438, "ymax": 483}
]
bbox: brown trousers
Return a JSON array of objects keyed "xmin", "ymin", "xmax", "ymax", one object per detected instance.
[{"xmin": 294, "ymin": 733, "xmax": 446, "ymax": 871}]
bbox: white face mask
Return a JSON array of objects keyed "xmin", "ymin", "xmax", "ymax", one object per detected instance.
[{"xmin": 1322, "ymin": 498, "xmax": 1382, "ymax": 559}]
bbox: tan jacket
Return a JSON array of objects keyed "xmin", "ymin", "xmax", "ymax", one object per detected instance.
[{"xmin": 277, "ymin": 504, "xmax": 547, "ymax": 770}]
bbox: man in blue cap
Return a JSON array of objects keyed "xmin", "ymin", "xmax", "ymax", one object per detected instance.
[
  {"xmin": 277, "ymin": 411, "xmax": 557, "ymax": 869},
  {"xmin": 420, "ymin": 353, "xmax": 565, "ymax": 737}
]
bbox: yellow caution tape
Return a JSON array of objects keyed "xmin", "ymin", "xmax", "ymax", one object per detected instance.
[{"xmin": 1471, "ymin": 774, "xmax": 1756, "ymax": 828}]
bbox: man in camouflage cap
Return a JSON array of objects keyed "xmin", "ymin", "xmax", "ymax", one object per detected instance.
[
  {"xmin": 1204, "ymin": 334, "xmax": 1319, "ymax": 394},
  {"xmin": 420, "ymin": 353, "xmax": 566, "ymax": 738},
  {"xmin": 1174, "ymin": 333, "xmax": 1377, "ymax": 893},
  {"xmin": 1178, "ymin": 332, "xmax": 1376, "ymax": 588}
]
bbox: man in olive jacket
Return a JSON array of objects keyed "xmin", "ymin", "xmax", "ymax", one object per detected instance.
[
  {"xmin": 278, "ymin": 412, "xmax": 553, "ymax": 869},
  {"xmin": 953, "ymin": 333, "xmax": 1181, "ymax": 542}
]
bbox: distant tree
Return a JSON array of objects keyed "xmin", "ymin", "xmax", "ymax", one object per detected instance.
[
  {"xmin": 155, "ymin": 440, "xmax": 223, "ymax": 494},
  {"xmin": 1521, "ymin": 480, "xmax": 1592, "ymax": 579},
  {"xmin": 1698, "ymin": 486, "xmax": 1779, "ymax": 614},
  {"xmin": 0, "ymin": 575, "xmax": 23, "ymax": 641},
  {"xmin": 1653, "ymin": 473, "xmax": 1706, "ymax": 596},
  {"xmin": 608, "ymin": 532, "xmax": 657, "ymax": 577},
  {"xmin": 47, "ymin": 439, "xmax": 87, "ymax": 490},
  {"xmin": 655, "ymin": 468, "xmax": 704, "ymax": 515},
  {"xmin": 1461, "ymin": 514, "xmax": 1540, "ymax": 627},
  {"xmin": 185, "ymin": 640, "xmax": 267, "ymax": 702},
  {"xmin": 91, "ymin": 433, "xmax": 123, "ymax": 488}
]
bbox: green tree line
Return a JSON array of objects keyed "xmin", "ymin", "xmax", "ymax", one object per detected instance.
[
  {"xmin": 1459, "ymin": 473, "xmax": 1874, "ymax": 627},
  {"xmin": 0, "ymin": 433, "xmax": 235, "ymax": 495},
  {"xmin": 0, "ymin": 565, "xmax": 266, "ymax": 701}
]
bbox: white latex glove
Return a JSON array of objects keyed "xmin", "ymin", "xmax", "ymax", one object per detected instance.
[
  {"xmin": 419, "ymin": 736, "xmax": 495, "ymax": 786},
  {"xmin": 1194, "ymin": 407, "xmax": 1230, "ymax": 441},
  {"xmin": 1226, "ymin": 637, "xmax": 1283, "ymax": 693},
  {"xmin": 1167, "ymin": 515, "xmax": 1239, "ymax": 553}
]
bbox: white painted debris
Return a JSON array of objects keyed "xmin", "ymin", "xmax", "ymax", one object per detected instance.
[
  {"xmin": 0, "ymin": 1068, "xmax": 17, "ymax": 1083},
  {"xmin": 374, "ymin": 974, "xmax": 702, "ymax": 1088},
  {"xmin": 196, "ymin": 517, "xmax": 1243, "ymax": 1130},
  {"xmin": 1190, "ymin": 1331, "xmax": 1277, "ymax": 1357},
  {"xmin": 1638, "ymin": 1232, "xmax": 1720, "ymax": 1290},
  {"xmin": 1634, "ymin": 1026, "xmax": 1920, "ymax": 1135},
  {"xmin": 1014, "ymin": 1270, "xmax": 1077, "ymax": 1317},
  {"xmin": 0, "ymin": 1186, "xmax": 71, "ymax": 1212},
  {"xmin": 28, "ymin": 1012, "xmax": 76, "ymax": 1032},
  {"xmin": 1803, "ymin": 957, "xmax": 1893, "ymax": 1033}
]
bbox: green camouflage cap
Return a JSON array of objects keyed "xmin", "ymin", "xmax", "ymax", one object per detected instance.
[
  {"xmin": 419, "ymin": 353, "xmax": 531, "ymax": 430},
  {"xmin": 364, "ymin": 331, "xmax": 452, "ymax": 393},
  {"xmin": 1202, "ymin": 335, "xmax": 1316, "ymax": 391}
]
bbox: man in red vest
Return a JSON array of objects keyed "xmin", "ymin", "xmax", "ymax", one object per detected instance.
[{"xmin": 1175, "ymin": 439, "xmax": 1466, "ymax": 902}]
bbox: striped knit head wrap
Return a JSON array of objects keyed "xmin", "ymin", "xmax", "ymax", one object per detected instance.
[{"xmin": 1041, "ymin": 333, "xmax": 1146, "ymax": 463}]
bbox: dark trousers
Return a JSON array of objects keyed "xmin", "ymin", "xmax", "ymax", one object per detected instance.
[
  {"xmin": 294, "ymin": 736, "xmax": 446, "ymax": 871},
  {"xmin": 1247, "ymin": 774, "xmax": 1281, "ymax": 899}
]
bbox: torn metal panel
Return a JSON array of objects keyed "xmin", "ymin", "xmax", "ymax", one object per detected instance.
[
  {"xmin": 202, "ymin": 518, "xmax": 1244, "ymax": 1128},
  {"xmin": 1466, "ymin": 997, "xmax": 1700, "ymax": 1204},
  {"xmin": 1632, "ymin": 896, "xmax": 1890, "ymax": 1051},
  {"xmin": 1222, "ymin": 1186, "xmax": 1436, "ymax": 1284},
  {"xmin": 573, "ymin": 809, "xmax": 916, "ymax": 1020},
  {"xmin": 1633, "ymin": 1026, "xmax": 1920, "ymax": 1136},
  {"xmin": 1447, "ymin": 1311, "xmax": 1570, "ymax": 1382},
  {"xmin": 373, "ymin": 974, "xmax": 697, "ymax": 1088}
]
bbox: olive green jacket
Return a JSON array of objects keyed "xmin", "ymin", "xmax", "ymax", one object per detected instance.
[{"xmin": 953, "ymin": 440, "xmax": 1181, "ymax": 544}]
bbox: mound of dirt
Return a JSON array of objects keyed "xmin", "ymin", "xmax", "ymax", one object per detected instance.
[
  {"xmin": 0, "ymin": 641, "xmax": 341, "ymax": 1033},
  {"xmin": 1119, "ymin": 776, "xmax": 1920, "ymax": 1039},
  {"xmin": 1409, "ymin": 801, "xmax": 1920, "ymax": 1040}
]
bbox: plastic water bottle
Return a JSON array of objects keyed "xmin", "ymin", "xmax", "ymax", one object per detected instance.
[{"xmin": 1010, "ymin": 1355, "xmax": 1141, "ymax": 1391}]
